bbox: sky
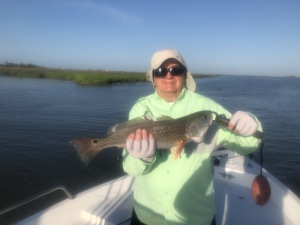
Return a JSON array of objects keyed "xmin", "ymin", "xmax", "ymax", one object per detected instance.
[{"xmin": 1, "ymin": 0, "xmax": 300, "ymax": 76}]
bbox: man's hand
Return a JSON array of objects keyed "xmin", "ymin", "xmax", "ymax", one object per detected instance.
[
  {"xmin": 126, "ymin": 129, "xmax": 155, "ymax": 163},
  {"xmin": 228, "ymin": 111, "xmax": 258, "ymax": 136}
]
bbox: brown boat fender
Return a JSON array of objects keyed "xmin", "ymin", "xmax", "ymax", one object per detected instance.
[{"xmin": 251, "ymin": 175, "xmax": 271, "ymax": 206}]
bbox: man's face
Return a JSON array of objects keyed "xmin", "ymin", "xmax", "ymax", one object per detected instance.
[{"xmin": 153, "ymin": 62, "xmax": 186, "ymax": 101}]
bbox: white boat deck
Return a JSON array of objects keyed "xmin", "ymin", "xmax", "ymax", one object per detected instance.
[
  {"xmin": 213, "ymin": 151, "xmax": 299, "ymax": 225},
  {"xmin": 15, "ymin": 176, "xmax": 134, "ymax": 225},
  {"xmin": 12, "ymin": 150, "xmax": 300, "ymax": 225}
]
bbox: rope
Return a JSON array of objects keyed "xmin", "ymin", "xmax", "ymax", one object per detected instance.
[{"xmin": 259, "ymin": 140, "xmax": 265, "ymax": 175}]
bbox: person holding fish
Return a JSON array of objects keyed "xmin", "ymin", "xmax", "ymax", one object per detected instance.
[{"xmin": 123, "ymin": 49, "xmax": 262, "ymax": 225}]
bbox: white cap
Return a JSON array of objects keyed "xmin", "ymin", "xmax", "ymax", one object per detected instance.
[{"xmin": 146, "ymin": 49, "xmax": 196, "ymax": 92}]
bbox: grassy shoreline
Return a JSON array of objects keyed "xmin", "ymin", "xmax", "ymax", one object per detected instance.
[{"xmin": 0, "ymin": 67, "xmax": 218, "ymax": 85}]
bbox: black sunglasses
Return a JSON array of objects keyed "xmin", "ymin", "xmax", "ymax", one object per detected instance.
[{"xmin": 152, "ymin": 66, "xmax": 187, "ymax": 77}]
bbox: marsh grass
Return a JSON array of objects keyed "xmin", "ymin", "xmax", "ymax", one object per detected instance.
[
  {"xmin": 0, "ymin": 67, "xmax": 147, "ymax": 85},
  {"xmin": 0, "ymin": 67, "xmax": 217, "ymax": 85}
]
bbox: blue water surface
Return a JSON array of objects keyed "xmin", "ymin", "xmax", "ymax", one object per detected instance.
[{"xmin": 0, "ymin": 75, "xmax": 299, "ymax": 211}]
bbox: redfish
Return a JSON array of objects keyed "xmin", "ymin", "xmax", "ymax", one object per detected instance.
[{"xmin": 71, "ymin": 111, "xmax": 213, "ymax": 163}]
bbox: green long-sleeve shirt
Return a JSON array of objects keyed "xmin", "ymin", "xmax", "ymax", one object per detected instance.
[{"xmin": 123, "ymin": 88, "xmax": 261, "ymax": 225}]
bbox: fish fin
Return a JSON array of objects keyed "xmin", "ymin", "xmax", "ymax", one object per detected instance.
[
  {"xmin": 107, "ymin": 116, "xmax": 152, "ymax": 135},
  {"xmin": 71, "ymin": 138, "xmax": 106, "ymax": 163},
  {"xmin": 171, "ymin": 140, "xmax": 186, "ymax": 160},
  {"xmin": 107, "ymin": 124, "xmax": 119, "ymax": 135},
  {"xmin": 157, "ymin": 115, "xmax": 173, "ymax": 121}
]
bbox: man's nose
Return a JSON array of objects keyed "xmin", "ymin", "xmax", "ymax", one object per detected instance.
[{"xmin": 165, "ymin": 71, "xmax": 173, "ymax": 78}]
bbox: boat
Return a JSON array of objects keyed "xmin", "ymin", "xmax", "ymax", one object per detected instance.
[{"xmin": 1, "ymin": 149, "xmax": 299, "ymax": 225}]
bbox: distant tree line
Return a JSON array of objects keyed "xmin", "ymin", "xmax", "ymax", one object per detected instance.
[{"xmin": 0, "ymin": 61, "xmax": 42, "ymax": 68}]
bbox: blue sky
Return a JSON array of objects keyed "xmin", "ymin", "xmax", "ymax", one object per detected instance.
[{"xmin": 1, "ymin": 0, "xmax": 299, "ymax": 76}]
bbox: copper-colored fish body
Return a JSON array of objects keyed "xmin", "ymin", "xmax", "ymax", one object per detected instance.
[{"xmin": 71, "ymin": 111, "xmax": 213, "ymax": 162}]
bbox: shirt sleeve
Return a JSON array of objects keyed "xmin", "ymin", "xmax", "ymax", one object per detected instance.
[
  {"xmin": 122, "ymin": 151, "xmax": 156, "ymax": 176},
  {"xmin": 206, "ymin": 100, "xmax": 263, "ymax": 155},
  {"xmin": 216, "ymin": 113, "xmax": 263, "ymax": 155}
]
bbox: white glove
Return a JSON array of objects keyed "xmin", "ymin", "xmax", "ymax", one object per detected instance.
[
  {"xmin": 126, "ymin": 129, "xmax": 155, "ymax": 163},
  {"xmin": 228, "ymin": 111, "xmax": 258, "ymax": 136}
]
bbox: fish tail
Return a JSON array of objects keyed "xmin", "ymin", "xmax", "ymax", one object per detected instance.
[{"xmin": 71, "ymin": 138, "xmax": 106, "ymax": 163}]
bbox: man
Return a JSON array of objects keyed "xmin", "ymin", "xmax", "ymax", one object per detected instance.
[{"xmin": 123, "ymin": 49, "xmax": 261, "ymax": 225}]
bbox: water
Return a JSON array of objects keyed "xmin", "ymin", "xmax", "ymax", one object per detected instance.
[{"xmin": 0, "ymin": 75, "xmax": 299, "ymax": 211}]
